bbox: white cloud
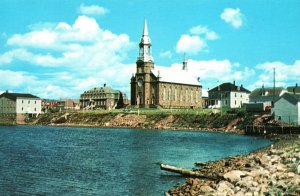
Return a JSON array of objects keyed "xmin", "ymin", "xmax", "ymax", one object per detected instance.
[
  {"xmin": 220, "ymin": 8, "xmax": 243, "ymax": 28},
  {"xmin": 79, "ymin": 4, "xmax": 109, "ymax": 16},
  {"xmin": 189, "ymin": 25, "xmax": 219, "ymax": 40},
  {"xmin": 248, "ymin": 60, "xmax": 300, "ymax": 89},
  {"xmin": 159, "ymin": 50, "xmax": 172, "ymax": 59},
  {"xmin": 176, "ymin": 25, "xmax": 218, "ymax": 55},
  {"xmin": 176, "ymin": 34, "xmax": 206, "ymax": 55},
  {"xmin": 0, "ymin": 15, "xmax": 135, "ymax": 99},
  {"xmin": 170, "ymin": 59, "xmax": 255, "ymax": 90},
  {"xmin": 0, "ymin": 70, "xmax": 37, "ymax": 88}
]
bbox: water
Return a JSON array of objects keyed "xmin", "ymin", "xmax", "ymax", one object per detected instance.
[{"xmin": 0, "ymin": 126, "xmax": 272, "ymax": 195}]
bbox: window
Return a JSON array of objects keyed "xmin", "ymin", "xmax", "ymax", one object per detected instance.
[
  {"xmin": 180, "ymin": 90, "xmax": 183, "ymax": 102},
  {"xmin": 174, "ymin": 89, "xmax": 177, "ymax": 101},
  {"xmin": 162, "ymin": 87, "xmax": 165, "ymax": 101},
  {"xmin": 28, "ymin": 100, "xmax": 30, "ymax": 104},
  {"xmin": 235, "ymin": 93, "xmax": 237, "ymax": 97},
  {"xmin": 35, "ymin": 101, "xmax": 37, "ymax": 104},
  {"xmin": 235, "ymin": 100, "xmax": 237, "ymax": 105},
  {"xmin": 168, "ymin": 88, "xmax": 171, "ymax": 101},
  {"xmin": 190, "ymin": 90, "xmax": 193, "ymax": 103},
  {"xmin": 22, "ymin": 100, "xmax": 24, "ymax": 104},
  {"xmin": 34, "ymin": 108, "xmax": 36, "ymax": 111},
  {"xmin": 22, "ymin": 107, "xmax": 23, "ymax": 111}
]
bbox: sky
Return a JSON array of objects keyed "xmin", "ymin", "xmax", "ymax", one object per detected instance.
[{"xmin": 0, "ymin": 0, "xmax": 299, "ymax": 99}]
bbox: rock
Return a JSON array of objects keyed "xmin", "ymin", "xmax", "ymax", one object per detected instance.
[
  {"xmin": 224, "ymin": 170, "xmax": 246, "ymax": 183},
  {"xmin": 199, "ymin": 185, "xmax": 214, "ymax": 193},
  {"xmin": 216, "ymin": 181, "xmax": 234, "ymax": 195},
  {"xmin": 276, "ymin": 163, "xmax": 286, "ymax": 172},
  {"xmin": 297, "ymin": 165, "xmax": 300, "ymax": 174},
  {"xmin": 270, "ymin": 149, "xmax": 284, "ymax": 155}
]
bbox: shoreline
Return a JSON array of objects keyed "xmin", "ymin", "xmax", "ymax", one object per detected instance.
[{"xmin": 166, "ymin": 134, "xmax": 300, "ymax": 195}]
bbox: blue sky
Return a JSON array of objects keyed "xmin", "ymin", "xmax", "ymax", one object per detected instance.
[{"xmin": 0, "ymin": 0, "xmax": 299, "ymax": 98}]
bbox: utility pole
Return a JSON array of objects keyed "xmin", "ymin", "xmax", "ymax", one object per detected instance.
[{"xmin": 273, "ymin": 68, "xmax": 275, "ymax": 107}]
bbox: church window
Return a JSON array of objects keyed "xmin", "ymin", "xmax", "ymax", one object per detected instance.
[
  {"xmin": 162, "ymin": 87, "xmax": 166, "ymax": 101},
  {"xmin": 174, "ymin": 89, "xmax": 177, "ymax": 101},
  {"xmin": 190, "ymin": 90, "xmax": 193, "ymax": 103},
  {"xmin": 168, "ymin": 88, "xmax": 171, "ymax": 101},
  {"xmin": 180, "ymin": 90, "xmax": 183, "ymax": 102},
  {"xmin": 185, "ymin": 90, "xmax": 188, "ymax": 103}
]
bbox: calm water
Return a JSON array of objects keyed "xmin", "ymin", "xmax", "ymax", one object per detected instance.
[{"xmin": 0, "ymin": 126, "xmax": 272, "ymax": 195}]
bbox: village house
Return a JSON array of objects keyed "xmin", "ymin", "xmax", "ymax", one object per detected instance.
[
  {"xmin": 130, "ymin": 20, "xmax": 202, "ymax": 109},
  {"xmin": 57, "ymin": 99, "xmax": 80, "ymax": 110},
  {"xmin": 249, "ymin": 85, "xmax": 287, "ymax": 103},
  {"xmin": 287, "ymin": 83, "xmax": 300, "ymax": 94},
  {"xmin": 246, "ymin": 85, "xmax": 287, "ymax": 112},
  {"xmin": 208, "ymin": 82, "xmax": 250, "ymax": 109},
  {"xmin": 80, "ymin": 84, "xmax": 127, "ymax": 110},
  {"xmin": 273, "ymin": 93, "xmax": 300, "ymax": 126},
  {"xmin": 0, "ymin": 91, "xmax": 41, "ymax": 123}
]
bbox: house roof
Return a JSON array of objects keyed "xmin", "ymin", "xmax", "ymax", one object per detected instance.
[
  {"xmin": 0, "ymin": 92, "xmax": 40, "ymax": 101},
  {"xmin": 208, "ymin": 82, "xmax": 250, "ymax": 93},
  {"xmin": 276, "ymin": 93, "xmax": 300, "ymax": 105},
  {"xmin": 152, "ymin": 66, "xmax": 200, "ymax": 86},
  {"xmin": 250, "ymin": 87, "xmax": 286, "ymax": 98},
  {"xmin": 83, "ymin": 86, "xmax": 119, "ymax": 94},
  {"xmin": 287, "ymin": 86, "xmax": 300, "ymax": 94}
]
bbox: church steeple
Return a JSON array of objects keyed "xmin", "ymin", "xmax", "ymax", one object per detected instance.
[
  {"xmin": 137, "ymin": 19, "xmax": 154, "ymax": 63},
  {"xmin": 182, "ymin": 53, "xmax": 188, "ymax": 71}
]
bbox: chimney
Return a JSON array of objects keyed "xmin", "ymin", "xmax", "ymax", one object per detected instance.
[
  {"xmin": 104, "ymin": 83, "xmax": 106, "ymax": 87},
  {"xmin": 5, "ymin": 90, "xmax": 8, "ymax": 93},
  {"xmin": 233, "ymin": 81, "xmax": 235, "ymax": 86},
  {"xmin": 296, "ymin": 83, "xmax": 298, "ymax": 87}
]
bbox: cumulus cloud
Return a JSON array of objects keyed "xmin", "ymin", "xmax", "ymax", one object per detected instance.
[
  {"xmin": 176, "ymin": 35, "xmax": 206, "ymax": 55},
  {"xmin": 0, "ymin": 15, "xmax": 135, "ymax": 99},
  {"xmin": 169, "ymin": 59, "xmax": 255, "ymax": 90},
  {"xmin": 176, "ymin": 25, "xmax": 218, "ymax": 55},
  {"xmin": 79, "ymin": 4, "xmax": 109, "ymax": 16},
  {"xmin": 189, "ymin": 25, "xmax": 219, "ymax": 40},
  {"xmin": 248, "ymin": 60, "xmax": 300, "ymax": 89},
  {"xmin": 220, "ymin": 8, "xmax": 243, "ymax": 28}
]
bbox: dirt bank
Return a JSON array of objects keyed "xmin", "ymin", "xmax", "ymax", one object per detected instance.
[{"xmin": 31, "ymin": 111, "xmax": 245, "ymax": 134}]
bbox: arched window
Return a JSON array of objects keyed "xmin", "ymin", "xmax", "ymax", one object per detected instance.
[
  {"xmin": 168, "ymin": 87, "xmax": 171, "ymax": 101},
  {"xmin": 174, "ymin": 88, "xmax": 177, "ymax": 101}
]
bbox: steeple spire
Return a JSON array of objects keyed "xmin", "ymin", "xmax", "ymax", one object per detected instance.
[
  {"xmin": 137, "ymin": 19, "xmax": 154, "ymax": 63},
  {"xmin": 182, "ymin": 53, "xmax": 188, "ymax": 71},
  {"xmin": 143, "ymin": 19, "xmax": 149, "ymax": 36}
]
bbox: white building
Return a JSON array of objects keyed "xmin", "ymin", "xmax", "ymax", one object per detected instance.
[
  {"xmin": 208, "ymin": 82, "xmax": 250, "ymax": 109},
  {"xmin": 273, "ymin": 93, "xmax": 300, "ymax": 126},
  {"xmin": 0, "ymin": 91, "xmax": 42, "ymax": 117}
]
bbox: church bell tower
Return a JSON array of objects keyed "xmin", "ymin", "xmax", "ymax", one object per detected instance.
[{"xmin": 131, "ymin": 19, "xmax": 154, "ymax": 108}]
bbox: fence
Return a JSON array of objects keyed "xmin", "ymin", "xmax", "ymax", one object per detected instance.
[{"xmin": 245, "ymin": 125, "xmax": 300, "ymax": 135}]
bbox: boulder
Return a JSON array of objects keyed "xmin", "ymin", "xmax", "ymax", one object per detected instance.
[
  {"xmin": 297, "ymin": 164, "xmax": 300, "ymax": 174},
  {"xmin": 224, "ymin": 170, "xmax": 246, "ymax": 183},
  {"xmin": 199, "ymin": 185, "xmax": 214, "ymax": 194},
  {"xmin": 216, "ymin": 181, "xmax": 234, "ymax": 195}
]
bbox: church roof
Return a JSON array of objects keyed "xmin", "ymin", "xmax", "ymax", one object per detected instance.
[{"xmin": 152, "ymin": 66, "xmax": 200, "ymax": 86}]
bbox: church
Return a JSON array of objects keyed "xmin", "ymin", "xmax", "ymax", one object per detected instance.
[{"xmin": 130, "ymin": 20, "xmax": 202, "ymax": 109}]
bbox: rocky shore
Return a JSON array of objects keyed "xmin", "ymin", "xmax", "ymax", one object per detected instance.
[{"xmin": 166, "ymin": 136, "xmax": 300, "ymax": 195}]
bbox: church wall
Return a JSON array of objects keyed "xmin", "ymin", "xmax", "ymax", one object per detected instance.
[{"xmin": 157, "ymin": 82, "xmax": 202, "ymax": 109}]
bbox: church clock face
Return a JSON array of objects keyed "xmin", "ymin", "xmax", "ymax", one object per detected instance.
[{"xmin": 138, "ymin": 79, "xmax": 143, "ymax": 87}]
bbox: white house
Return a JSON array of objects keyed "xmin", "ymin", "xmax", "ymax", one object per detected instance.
[
  {"xmin": 273, "ymin": 93, "xmax": 300, "ymax": 126},
  {"xmin": 0, "ymin": 91, "xmax": 42, "ymax": 117},
  {"xmin": 208, "ymin": 82, "xmax": 251, "ymax": 109}
]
